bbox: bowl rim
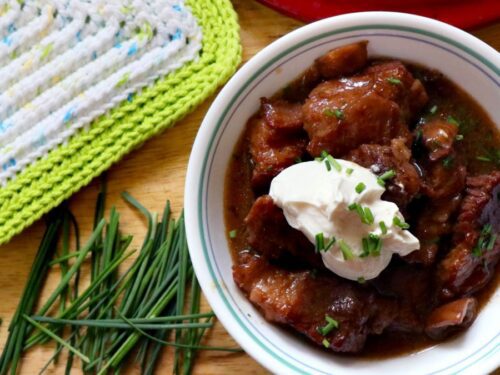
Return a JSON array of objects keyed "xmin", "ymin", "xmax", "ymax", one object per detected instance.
[{"xmin": 185, "ymin": 11, "xmax": 500, "ymax": 375}]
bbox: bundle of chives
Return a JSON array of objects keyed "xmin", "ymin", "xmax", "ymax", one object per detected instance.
[{"xmin": 0, "ymin": 183, "xmax": 240, "ymax": 375}]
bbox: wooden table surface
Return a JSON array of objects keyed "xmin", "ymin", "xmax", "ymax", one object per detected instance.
[{"xmin": 0, "ymin": 1, "xmax": 499, "ymax": 374}]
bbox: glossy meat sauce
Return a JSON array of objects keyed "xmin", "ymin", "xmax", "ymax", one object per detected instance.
[{"xmin": 224, "ymin": 42, "xmax": 500, "ymax": 357}]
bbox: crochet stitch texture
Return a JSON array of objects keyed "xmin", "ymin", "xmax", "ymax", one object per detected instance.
[{"xmin": 0, "ymin": 0, "xmax": 242, "ymax": 245}]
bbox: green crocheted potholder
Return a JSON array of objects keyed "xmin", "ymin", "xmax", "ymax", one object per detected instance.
[{"xmin": 0, "ymin": 0, "xmax": 242, "ymax": 245}]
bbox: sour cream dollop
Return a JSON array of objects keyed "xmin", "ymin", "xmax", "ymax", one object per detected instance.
[{"xmin": 269, "ymin": 159, "xmax": 420, "ymax": 281}]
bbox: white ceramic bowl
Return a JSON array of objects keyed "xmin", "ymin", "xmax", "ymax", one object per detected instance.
[{"xmin": 185, "ymin": 12, "xmax": 500, "ymax": 375}]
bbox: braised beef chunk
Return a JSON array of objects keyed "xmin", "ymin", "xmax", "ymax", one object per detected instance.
[
  {"xmin": 314, "ymin": 41, "xmax": 368, "ymax": 79},
  {"xmin": 233, "ymin": 252, "xmax": 398, "ymax": 353},
  {"xmin": 245, "ymin": 195, "xmax": 323, "ymax": 268},
  {"xmin": 425, "ymin": 298, "xmax": 477, "ymax": 340},
  {"xmin": 416, "ymin": 119, "xmax": 466, "ymax": 200},
  {"xmin": 363, "ymin": 61, "xmax": 428, "ymax": 121},
  {"xmin": 404, "ymin": 194, "xmax": 462, "ymax": 266},
  {"xmin": 248, "ymin": 113, "xmax": 307, "ymax": 191},
  {"xmin": 346, "ymin": 139, "xmax": 421, "ymax": 210},
  {"xmin": 420, "ymin": 156, "xmax": 466, "ymax": 199},
  {"xmin": 437, "ymin": 172, "xmax": 500, "ymax": 301},
  {"xmin": 453, "ymin": 172, "xmax": 500, "ymax": 246},
  {"xmin": 303, "ymin": 61, "xmax": 427, "ymax": 157},
  {"xmin": 372, "ymin": 263, "xmax": 431, "ymax": 333},
  {"xmin": 261, "ymin": 98, "xmax": 303, "ymax": 132},
  {"xmin": 419, "ymin": 120, "xmax": 459, "ymax": 161}
]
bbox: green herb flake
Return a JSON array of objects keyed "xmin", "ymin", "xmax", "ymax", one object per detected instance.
[
  {"xmin": 348, "ymin": 203, "xmax": 374, "ymax": 225},
  {"xmin": 393, "ymin": 216, "xmax": 410, "ymax": 230},
  {"xmin": 473, "ymin": 224, "xmax": 496, "ymax": 257},
  {"xmin": 322, "ymin": 339, "xmax": 330, "ymax": 348},
  {"xmin": 326, "ymin": 154, "xmax": 342, "ymax": 172},
  {"xmin": 355, "ymin": 182, "xmax": 366, "ymax": 194},
  {"xmin": 324, "ymin": 237, "xmax": 336, "ymax": 252},
  {"xmin": 339, "ymin": 240, "xmax": 354, "ymax": 260},
  {"xmin": 487, "ymin": 234, "xmax": 497, "ymax": 251},
  {"xmin": 294, "ymin": 157, "xmax": 302, "ymax": 164},
  {"xmin": 357, "ymin": 277, "xmax": 366, "ymax": 284},
  {"xmin": 324, "ymin": 108, "xmax": 344, "ymax": 120},
  {"xmin": 447, "ymin": 116, "xmax": 460, "ymax": 127},
  {"xmin": 387, "ymin": 77, "xmax": 402, "ymax": 85},
  {"xmin": 368, "ymin": 233, "xmax": 382, "ymax": 256},
  {"xmin": 315, "ymin": 233, "xmax": 325, "ymax": 253},
  {"xmin": 476, "ymin": 156, "xmax": 492, "ymax": 162},
  {"xmin": 361, "ymin": 237, "xmax": 369, "ymax": 258},
  {"xmin": 364, "ymin": 207, "xmax": 374, "ymax": 225},
  {"xmin": 377, "ymin": 169, "xmax": 396, "ymax": 187},
  {"xmin": 334, "ymin": 109, "xmax": 344, "ymax": 119},
  {"xmin": 229, "ymin": 230, "xmax": 237, "ymax": 239},
  {"xmin": 442, "ymin": 156, "xmax": 454, "ymax": 169},
  {"xmin": 317, "ymin": 316, "xmax": 339, "ymax": 336},
  {"xmin": 346, "ymin": 168, "xmax": 354, "ymax": 176},
  {"xmin": 379, "ymin": 221, "xmax": 388, "ymax": 235},
  {"xmin": 323, "ymin": 108, "xmax": 335, "ymax": 117},
  {"xmin": 429, "ymin": 105, "xmax": 438, "ymax": 114},
  {"xmin": 415, "ymin": 129, "xmax": 423, "ymax": 144}
]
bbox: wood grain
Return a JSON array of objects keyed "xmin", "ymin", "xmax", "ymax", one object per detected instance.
[{"xmin": 0, "ymin": 1, "xmax": 498, "ymax": 373}]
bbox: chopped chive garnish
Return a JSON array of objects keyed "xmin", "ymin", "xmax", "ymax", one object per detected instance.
[
  {"xmin": 326, "ymin": 154, "xmax": 342, "ymax": 172},
  {"xmin": 429, "ymin": 105, "xmax": 438, "ymax": 114},
  {"xmin": 447, "ymin": 116, "xmax": 460, "ymax": 127},
  {"xmin": 348, "ymin": 203, "xmax": 373, "ymax": 225},
  {"xmin": 379, "ymin": 221, "xmax": 388, "ymax": 235},
  {"xmin": 324, "ymin": 108, "xmax": 344, "ymax": 119},
  {"xmin": 355, "ymin": 182, "xmax": 366, "ymax": 194},
  {"xmin": 339, "ymin": 240, "xmax": 354, "ymax": 260},
  {"xmin": 357, "ymin": 277, "xmax": 366, "ymax": 284},
  {"xmin": 442, "ymin": 156, "xmax": 454, "ymax": 168},
  {"xmin": 476, "ymin": 156, "xmax": 491, "ymax": 162},
  {"xmin": 473, "ymin": 224, "xmax": 496, "ymax": 257},
  {"xmin": 322, "ymin": 339, "xmax": 330, "ymax": 348},
  {"xmin": 228, "ymin": 230, "xmax": 237, "ymax": 239},
  {"xmin": 364, "ymin": 207, "xmax": 374, "ymax": 225},
  {"xmin": 415, "ymin": 129, "xmax": 423, "ymax": 143},
  {"xmin": 379, "ymin": 169, "xmax": 396, "ymax": 181},
  {"xmin": 361, "ymin": 234, "xmax": 382, "ymax": 257},
  {"xmin": 455, "ymin": 134, "xmax": 464, "ymax": 141},
  {"xmin": 346, "ymin": 168, "xmax": 354, "ymax": 176},
  {"xmin": 369, "ymin": 233, "xmax": 382, "ymax": 256},
  {"xmin": 323, "ymin": 108, "xmax": 335, "ymax": 117},
  {"xmin": 387, "ymin": 77, "xmax": 402, "ymax": 85},
  {"xmin": 325, "ymin": 160, "xmax": 332, "ymax": 171},
  {"xmin": 317, "ymin": 316, "xmax": 339, "ymax": 336},
  {"xmin": 354, "ymin": 204, "xmax": 366, "ymax": 223},
  {"xmin": 361, "ymin": 237, "xmax": 369, "ymax": 257},
  {"xmin": 324, "ymin": 237, "xmax": 336, "ymax": 252},
  {"xmin": 320, "ymin": 150, "xmax": 328, "ymax": 159},
  {"xmin": 377, "ymin": 169, "xmax": 396, "ymax": 187},
  {"xmin": 487, "ymin": 234, "xmax": 497, "ymax": 251},
  {"xmin": 393, "ymin": 216, "xmax": 410, "ymax": 230},
  {"xmin": 315, "ymin": 233, "xmax": 325, "ymax": 253}
]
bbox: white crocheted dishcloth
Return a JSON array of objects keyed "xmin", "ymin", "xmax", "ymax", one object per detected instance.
[{"xmin": 0, "ymin": 0, "xmax": 202, "ymax": 185}]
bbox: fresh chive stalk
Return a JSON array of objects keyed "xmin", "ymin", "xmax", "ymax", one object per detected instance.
[{"xmin": 1, "ymin": 185, "xmax": 240, "ymax": 375}]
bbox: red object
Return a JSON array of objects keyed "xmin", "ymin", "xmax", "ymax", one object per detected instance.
[{"xmin": 256, "ymin": 0, "xmax": 500, "ymax": 29}]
